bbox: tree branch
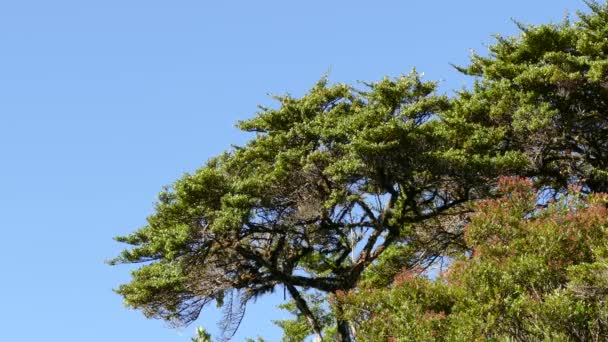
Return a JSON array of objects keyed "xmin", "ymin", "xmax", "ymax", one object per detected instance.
[{"xmin": 285, "ymin": 284, "xmax": 324, "ymax": 342}]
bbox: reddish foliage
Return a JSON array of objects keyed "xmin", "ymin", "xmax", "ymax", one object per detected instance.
[
  {"xmin": 392, "ymin": 266, "xmax": 424, "ymax": 286},
  {"xmin": 497, "ymin": 176, "xmax": 533, "ymax": 193},
  {"xmin": 423, "ymin": 310, "xmax": 447, "ymax": 320}
]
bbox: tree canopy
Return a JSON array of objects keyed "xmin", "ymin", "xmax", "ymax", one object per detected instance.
[
  {"xmin": 111, "ymin": 2, "xmax": 608, "ymax": 341},
  {"xmin": 110, "ymin": 73, "xmax": 521, "ymax": 341}
]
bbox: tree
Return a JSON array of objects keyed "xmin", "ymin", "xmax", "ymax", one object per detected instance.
[
  {"xmin": 342, "ymin": 177, "xmax": 608, "ymax": 341},
  {"xmin": 451, "ymin": 0, "xmax": 608, "ymax": 193},
  {"xmin": 111, "ymin": 2, "xmax": 608, "ymax": 340},
  {"xmin": 110, "ymin": 72, "xmax": 523, "ymax": 341}
]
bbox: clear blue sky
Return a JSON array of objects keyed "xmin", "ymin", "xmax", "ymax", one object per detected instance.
[{"xmin": 0, "ymin": 1, "xmax": 588, "ymax": 340}]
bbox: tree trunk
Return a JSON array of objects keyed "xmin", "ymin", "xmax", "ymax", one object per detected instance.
[
  {"xmin": 333, "ymin": 299, "xmax": 353, "ymax": 342},
  {"xmin": 336, "ymin": 318, "xmax": 352, "ymax": 342}
]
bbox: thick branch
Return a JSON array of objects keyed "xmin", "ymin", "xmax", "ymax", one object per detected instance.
[{"xmin": 285, "ymin": 284, "xmax": 324, "ymax": 342}]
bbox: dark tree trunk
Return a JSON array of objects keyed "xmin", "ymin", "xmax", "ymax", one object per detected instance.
[
  {"xmin": 336, "ymin": 318, "xmax": 352, "ymax": 342},
  {"xmin": 333, "ymin": 298, "xmax": 352, "ymax": 342}
]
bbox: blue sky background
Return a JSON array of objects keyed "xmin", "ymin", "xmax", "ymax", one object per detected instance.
[{"xmin": 0, "ymin": 1, "xmax": 588, "ymax": 341}]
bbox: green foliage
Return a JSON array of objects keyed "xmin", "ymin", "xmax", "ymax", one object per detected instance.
[
  {"xmin": 359, "ymin": 244, "xmax": 417, "ymax": 288},
  {"xmin": 191, "ymin": 327, "xmax": 212, "ymax": 342},
  {"xmin": 273, "ymin": 292, "xmax": 335, "ymax": 342},
  {"xmin": 453, "ymin": 1, "xmax": 608, "ymax": 192},
  {"xmin": 112, "ymin": 70, "xmax": 508, "ymax": 340},
  {"xmin": 343, "ymin": 178, "xmax": 608, "ymax": 341},
  {"xmin": 244, "ymin": 337, "xmax": 267, "ymax": 342},
  {"xmin": 110, "ymin": 2, "xmax": 608, "ymax": 340}
]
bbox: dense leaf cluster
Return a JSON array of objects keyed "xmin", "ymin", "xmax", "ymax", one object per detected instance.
[{"xmin": 453, "ymin": 1, "xmax": 608, "ymax": 192}]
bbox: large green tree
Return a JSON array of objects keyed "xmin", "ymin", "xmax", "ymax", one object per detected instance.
[
  {"xmin": 110, "ymin": 72, "xmax": 522, "ymax": 341},
  {"xmin": 111, "ymin": 2, "xmax": 608, "ymax": 340}
]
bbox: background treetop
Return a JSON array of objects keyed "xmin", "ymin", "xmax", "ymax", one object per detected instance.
[{"xmin": 453, "ymin": 0, "xmax": 608, "ymax": 192}]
